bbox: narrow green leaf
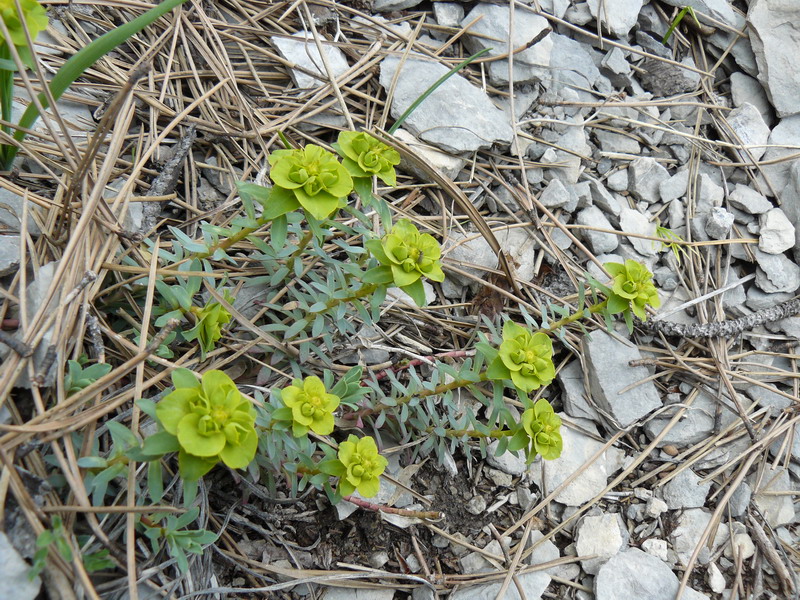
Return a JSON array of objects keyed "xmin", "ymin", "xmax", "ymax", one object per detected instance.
[
  {"xmin": 6, "ymin": 0, "xmax": 191, "ymax": 168},
  {"xmin": 388, "ymin": 47, "xmax": 491, "ymax": 134}
]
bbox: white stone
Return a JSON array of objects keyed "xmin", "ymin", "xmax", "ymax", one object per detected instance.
[
  {"xmin": 707, "ymin": 563, "xmax": 726, "ymax": 594},
  {"xmin": 486, "ymin": 439, "xmax": 527, "ymax": 476},
  {"xmin": 641, "ymin": 538, "xmax": 669, "ymax": 562},
  {"xmin": 601, "ymin": 47, "xmax": 630, "ymax": 75},
  {"xmin": 758, "ymin": 208, "xmax": 796, "ymax": 254},
  {"xmin": 750, "ymin": 466, "xmax": 796, "ymax": 527},
  {"xmin": 758, "ymin": 115, "xmax": 800, "ymax": 194},
  {"xmin": 576, "ymin": 513, "xmax": 626, "ymax": 574},
  {"xmin": 530, "ymin": 417, "xmax": 623, "ymax": 506},
  {"xmin": 584, "ymin": 330, "xmax": 662, "ymax": 428},
  {"xmin": 619, "ymin": 208, "xmax": 658, "ymax": 256},
  {"xmin": 433, "ymin": 3, "xmax": 464, "ymax": 28},
  {"xmin": 271, "ymin": 31, "xmax": 350, "ymax": 89},
  {"xmin": 393, "ymin": 129, "xmax": 465, "ymax": 180},
  {"xmin": 704, "ymin": 207, "xmax": 735, "ymax": 240},
  {"xmin": 586, "ymin": 0, "xmax": 642, "ymax": 38},
  {"xmin": 727, "ymin": 102, "xmax": 770, "ymax": 161},
  {"xmin": 379, "ymin": 55, "xmax": 514, "ymax": 153},
  {"xmin": 670, "ymin": 509, "xmax": 730, "ymax": 566},
  {"xmin": 373, "ymin": 0, "xmax": 422, "ymax": 11},
  {"xmin": 660, "ymin": 469, "xmax": 711, "ymax": 510},
  {"xmin": 724, "ymin": 533, "xmax": 755, "ymax": 561},
  {"xmin": 645, "ymin": 497, "xmax": 668, "ymax": 519},
  {"xmin": 0, "ymin": 532, "xmax": 40, "ymax": 600},
  {"xmin": 595, "ymin": 549, "xmax": 709, "ymax": 600},
  {"xmin": 539, "ymin": 179, "xmax": 572, "ymax": 209},
  {"xmin": 730, "ymin": 72, "xmax": 773, "ymax": 127},
  {"xmin": 578, "ymin": 206, "xmax": 618, "ymax": 254},
  {"xmin": 659, "ymin": 170, "xmax": 689, "ymax": 203},
  {"xmin": 753, "ymin": 249, "xmax": 800, "ymax": 294},
  {"xmin": 628, "ymin": 157, "xmax": 670, "ymax": 204},
  {"xmin": 449, "ymin": 572, "xmax": 550, "ymax": 600},
  {"xmin": 729, "ymin": 184, "xmax": 772, "ymax": 214},
  {"xmin": 0, "ymin": 235, "xmax": 20, "ymax": 276},
  {"xmin": 661, "ymin": 0, "xmax": 737, "ymax": 27},
  {"xmin": 748, "ymin": 0, "xmax": 800, "ymax": 117}
]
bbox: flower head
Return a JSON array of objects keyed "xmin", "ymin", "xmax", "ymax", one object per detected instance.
[
  {"xmin": 0, "ymin": 0, "xmax": 48, "ymax": 59},
  {"xmin": 337, "ymin": 434, "xmax": 388, "ymax": 498},
  {"xmin": 280, "ymin": 376, "xmax": 340, "ymax": 437},
  {"xmin": 334, "ymin": 131, "xmax": 400, "ymax": 186},
  {"xmin": 156, "ymin": 370, "xmax": 257, "ymax": 480},
  {"xmin": 488, "ymin": 321, "xmax": 555, "ymax": 393},
  {"xmin": 605, "ymin": 260, "xmax": 660, "ymax": 321},
  {"xmin": 366, "ymin": 219, "xmax": 444, "ymax": 288},
  {"xmin": 522, "ymin": 399, "xmax": 563, "ymax": 460},
  {"xmin": 268, "ymin": 144, "xmax": 353, "ymax": 220},
  {"xmin": 184, "ymin": 298, "xmax": 232, "ymax": 355}
]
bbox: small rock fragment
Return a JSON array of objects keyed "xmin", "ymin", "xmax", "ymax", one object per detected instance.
[
  {"xmin": 704, "ymin": 207, "xmax": 735, "ymax": 240},
  {"xmin": 0, "ymin": 532, "xmax": 40, "ymax": 600},
  {"xmin": 728, "ymin": 184, "xmax": 773, "ymax": 214},
  {"xmin": 661, "ymin": 469, "xmax": 711, "ymax": 510},
  {"xmin": 758, "ymin": 208, "xmax": 796, "ymax": 254},
  {"xmin": 595, "ymin": 548, "xmax": 708, "ymax": 600},
  {"xmin": 707, "ymin": 563, "xmax": 726, "ymax": 594},
  {"xmin": 727, "ymin": 102, "xmax": 770, "ymax": 161},
  {"xmin": 271, "ymin": 31, "xmax": 350, "ymax": 89},
  {"xmin": 628, "ymin": 158, "xmax": 670, "ymax": 205},
  {"xmin": 578, "ymin": 206, "xmax": 618, "ymax": 254},
  {"xmin": 584, "ymin": 331, "xmax": 662, "ymax": 428},
  {"xmin": 753, "ymin": 249, "xmax": 800, "ymax": 293},
  {"xmin": 576, "ymin": 513, "xmax": 627, "ymax": 574},
  {"xmin": 670, "ymin": 508, "xmax": 730, "ymax": 566},
  {"xmin": 619, "ymin": 208, "xmax": 658, "ymax": 256}
]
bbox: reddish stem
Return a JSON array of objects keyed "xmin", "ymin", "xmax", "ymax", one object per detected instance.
[
  {"xmin": 370, "ymin": 350, "xmax": 470, "ymax": 381},
  {"xmin": 343, "ymin": 495, "xmax": 442, "ymax": 520}
]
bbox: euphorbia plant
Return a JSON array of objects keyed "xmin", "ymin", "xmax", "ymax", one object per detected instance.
[{"xmin": 153, "ymin": 369, "xmax": 257, "ymax": 481}]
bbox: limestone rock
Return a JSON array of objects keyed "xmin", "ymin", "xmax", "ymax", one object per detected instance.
[
  {"xmin": 584, "ymin": 331, "xmax": 662, "ymax": 428},
  {"xmin": 748, "ymin": 0, "xmax": 800, "ymax": 117},
  {"xmin": 271, "ymin": 31, "xmax": 350, "ymax": 89},
  {"xmin": 380, "ymin": 55, "xmax": 514, "ymax": 153},
  {"xmin": 758, "ymin": 208, "xmax": 795, "ymax": 254}
]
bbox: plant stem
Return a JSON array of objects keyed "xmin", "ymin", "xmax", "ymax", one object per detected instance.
[
  {"xmin": 536, "ymin": 300, "xmax": 607, "ymax": 335},
  {"xmin": 342, "ymin": 495, "xmax": 442, "ymax": 520},
  {"xmin": 346, "ymin": 373, "xmax": 489, "ymax": 422}
]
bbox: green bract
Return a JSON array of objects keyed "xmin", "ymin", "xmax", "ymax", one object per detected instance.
[
  {"xmin": 155, "ymin": 369, "xmax": 257, "ymax": 480},
  {"xmin": 522, "ymin": 399, "xmax": 563, "ymax": 461},
  {"xmin": 337, "ymin": 434, "xmax": 388, "ymax": 498},
  {"xmin": 184, "ymin": 298, "xmax": 232, "ymax": 355},
  {"xmin": 364, "ymin": 219, "xmax": 444, "ymax": 306},
  {"xmin": 280, "ymin": 376, "xmax": 340, "ymax": 437},
  {"xmin": 0, "ymin": 0, "xmax": 47, "ymax": 66},
  {"xmin": 605, "ymin": 259, "xmax": 661, "ymax": 321},
  {"xmin": 268, "ymin": 144, "xmax": 353, "ymax": 220},
  {"xmin": 487, "ymin": 321, "xmax": 555, "ymax": 393},
  {"xmin": 334, "ymin": 131, "xmax": 400, "ymax": 186}
]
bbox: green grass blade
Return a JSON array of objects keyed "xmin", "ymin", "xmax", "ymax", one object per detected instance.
[
  {"xmin": 387, "ymin": 47, "xmax": 491, "ymax": 135},
  {"xmin": 662, "ymin": 6, "xmax": 690, "ymax": 44},
  {"xmin": 5, "ymin": 0, "xmax": 188, "ymax": 167}
]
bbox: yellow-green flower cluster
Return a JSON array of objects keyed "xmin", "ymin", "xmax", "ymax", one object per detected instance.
[
  {"xmin": 280, "ymin": 376, "xmax": 340, "ymax": 437},
  {"xmin": 605, "ymin": 260, "xmax": 660, "ymax": 321},
  {"xmin": 156, "ymin": 369, "xmax": 257, "ymax": 481},
  {"xmin": 0, "ymin": 0, "xmax": 47, "ymax": 67},
  {"xmin": 364, "ymin": 219, "xmax": 444, "ymax": 306},
  {"xmin": 522, "ymin": 399, "xmax": 562, "ymax": 460},
  {"xmin": 184, "ymin": 297, "xmax": 232, "ymax": 355},
  {"xmin": 268, "ymin": 144, "xmax": 353, "ymax": 220},
  {"xmin": 487, "ymin": 321, "xmax": 555, "ymax": 394},
  {"xmin": 334, "ymin": 131, "xmax": 400, "ymax": 186},
  {"xmin": 336, "ymin": 434, "xmax": 387, "ymax": 498}
]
